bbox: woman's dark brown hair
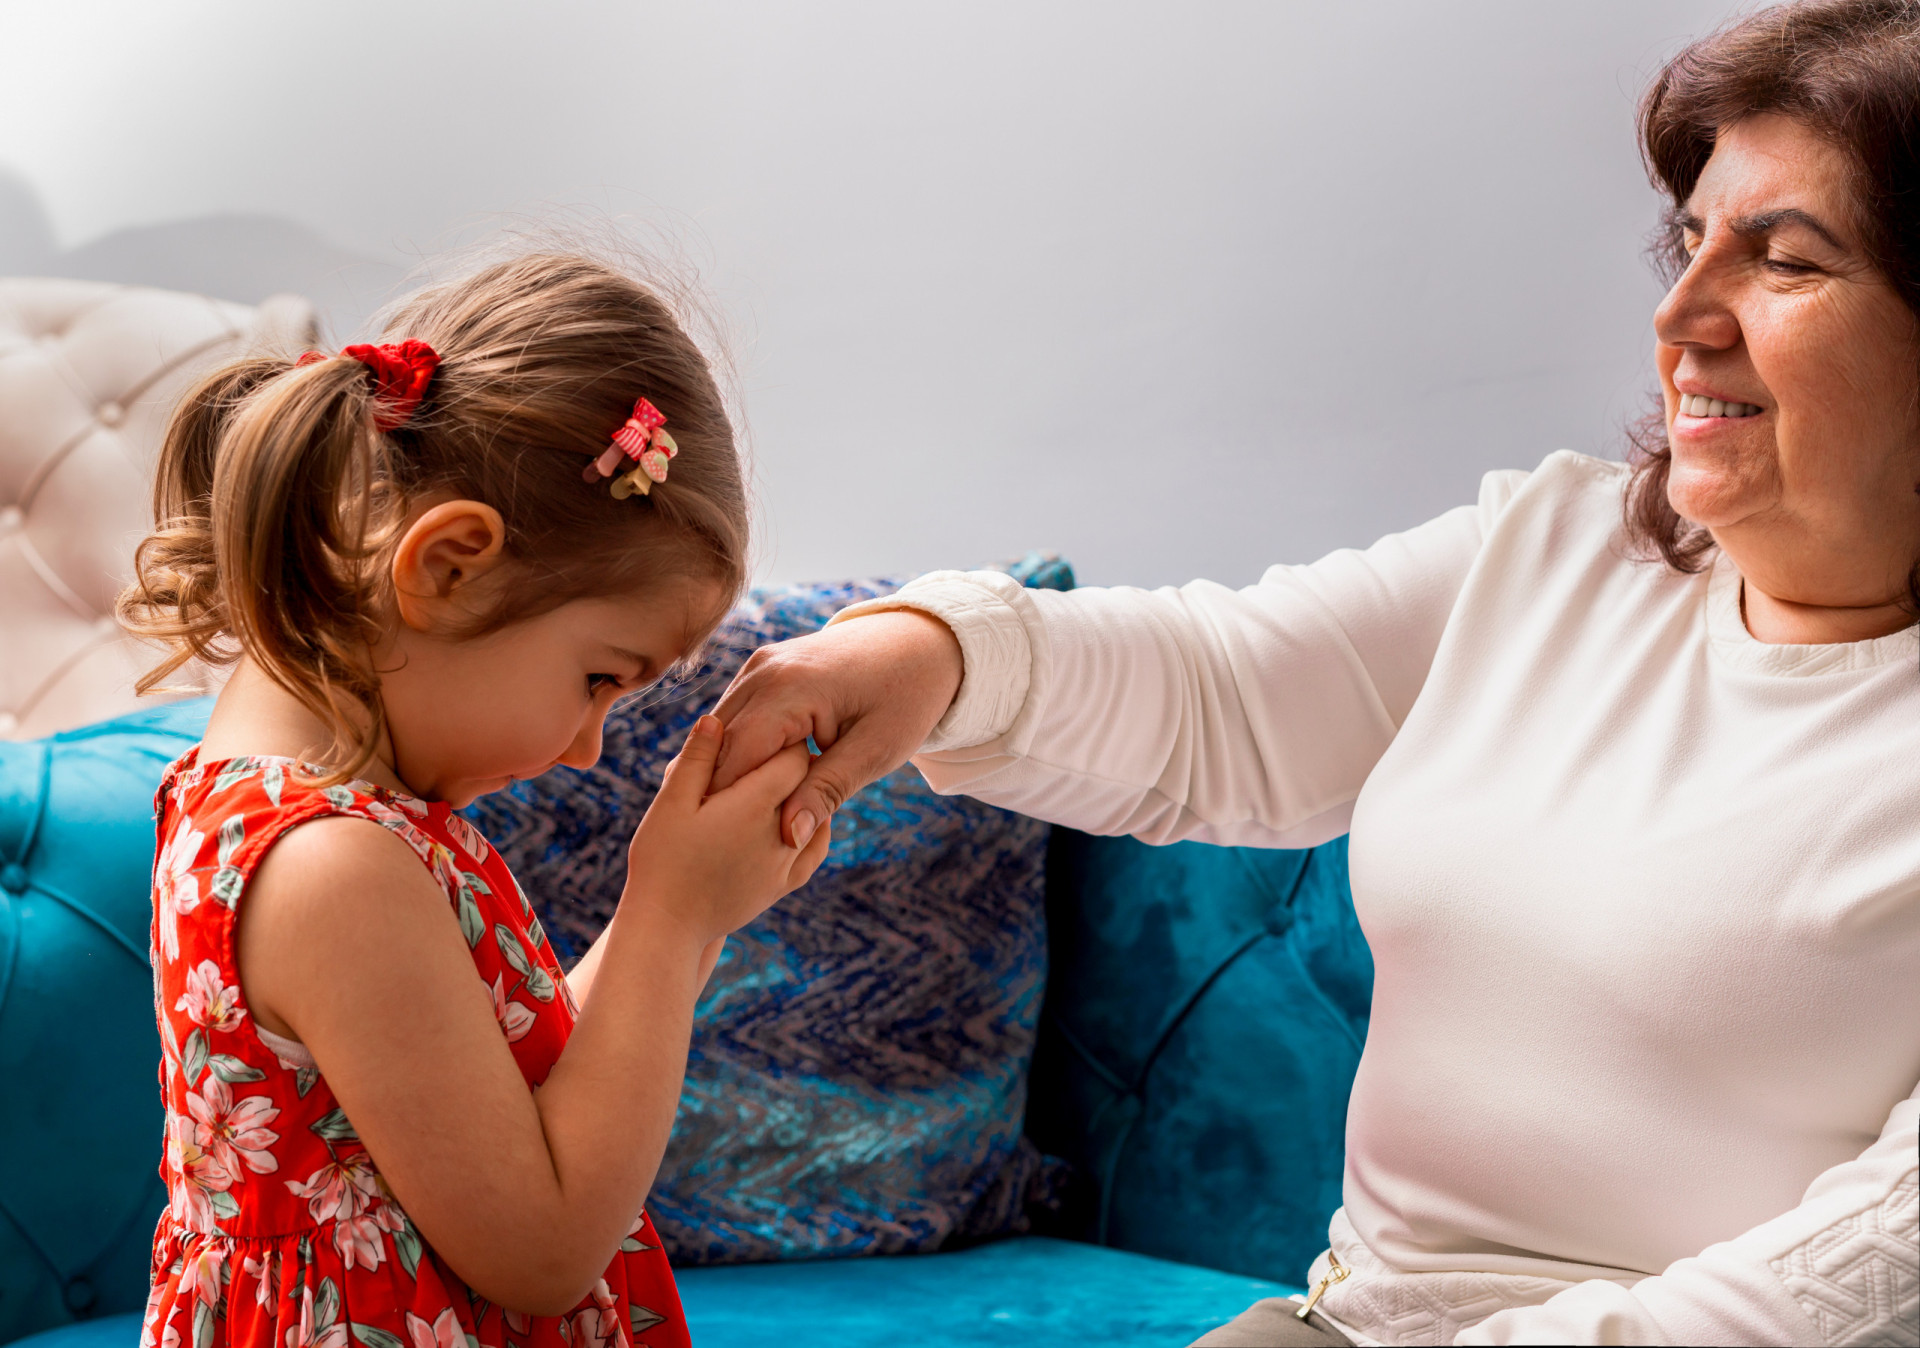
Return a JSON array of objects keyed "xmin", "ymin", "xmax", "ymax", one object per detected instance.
[
  {"xmin": 1627, "ymin": 0, "xmax": 1920, "ymax": 572},
  {"xmin": 119, "ymin": 252, "xmax": 750, "ymax": 781}
]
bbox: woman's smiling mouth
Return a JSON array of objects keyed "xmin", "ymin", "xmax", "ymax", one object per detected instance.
[{"xmin": 1676, "ymin": 393, "xmax": 1764, "ymax": 418}]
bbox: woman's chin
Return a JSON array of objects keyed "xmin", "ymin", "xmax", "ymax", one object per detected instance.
[{"xmin": 1664, "ymin": 457, "xmax": 1773, "ymax": 533}]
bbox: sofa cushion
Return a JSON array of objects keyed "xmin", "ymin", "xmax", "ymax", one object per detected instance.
[
  {"xmin": 462, "ymin": 562, "xmax": 1072, "ymax": 1267},
  {"xmin": 0, "ymin": 280, "xmax": 313, "ymax": 741},
  {"xmin": 0, "ymin": 699, "xmax": 213, "ymax": 1343},
  {"xmin": 8, "ymin": 1237, "xmax": 1300, "ymax": 1348},
  {"xmin": 1026, "ymin": 832, "xmax": 1371, "ymax": 1287}
]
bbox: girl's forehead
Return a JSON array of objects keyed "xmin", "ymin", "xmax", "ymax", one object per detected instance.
[{"xmin": 566, "ymin": 578, "xmax": 730, "ymax": 647}]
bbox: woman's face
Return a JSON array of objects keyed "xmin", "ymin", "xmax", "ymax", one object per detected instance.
[{"xmin": 1654, "ymin": 114, "xmax": 1920, "ymax": 611}]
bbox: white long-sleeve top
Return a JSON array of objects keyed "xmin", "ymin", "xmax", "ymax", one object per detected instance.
[{"xmin": 832, "ymin": 451, "xmax": 1920, "ymax": 1346}]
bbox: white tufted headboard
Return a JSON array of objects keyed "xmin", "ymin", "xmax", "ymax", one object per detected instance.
[{"xmin": 0, "ymin": 279, "xmax": 317, "ymax": 740}]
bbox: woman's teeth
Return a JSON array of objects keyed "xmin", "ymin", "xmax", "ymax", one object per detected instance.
[{"xmin": 1679, "ymin": 394, "xmax": 1761, "ymax": 418}]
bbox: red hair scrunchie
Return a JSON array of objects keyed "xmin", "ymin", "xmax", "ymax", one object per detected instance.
[{"xmin": 296, "ymin": 339, "xmax": 441, "ymax": 433}]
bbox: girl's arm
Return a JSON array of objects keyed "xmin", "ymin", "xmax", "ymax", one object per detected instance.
[
  {"xmin": 565, "ymin": 929, "xmax": 725, "ymax": 1006},
  {"xmin": 236, "ymin": 719, "xmax": 828, "ymax": 1316}
]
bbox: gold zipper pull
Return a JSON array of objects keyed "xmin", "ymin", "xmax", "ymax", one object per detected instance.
[{"xmin": 1296, "ymin": 1250, "xmax": 1350, "ymax": 1321}]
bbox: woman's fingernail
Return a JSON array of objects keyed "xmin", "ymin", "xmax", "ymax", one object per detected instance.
[{"xmin": 791, "ymin": 811, "xmax": 817, "ymax": 848}]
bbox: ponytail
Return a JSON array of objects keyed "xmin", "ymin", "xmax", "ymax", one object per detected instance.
[{"xmin": 121, "ymin": 356, "xmax": 396, "ymax": 780}]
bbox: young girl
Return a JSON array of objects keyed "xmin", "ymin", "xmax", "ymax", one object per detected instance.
[{"xmin": 120, "ymin": 253, "xmax": 831, "ymax": 1348}]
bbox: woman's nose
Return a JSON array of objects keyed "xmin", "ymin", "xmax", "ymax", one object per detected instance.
[{"xmin": 1653, "ymin": 245, "xmax": 1741, "ymax": 353}]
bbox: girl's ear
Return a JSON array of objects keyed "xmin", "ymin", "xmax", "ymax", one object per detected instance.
[{"xmin": 392, "ymin": 500, "xmax": 509, "ymax": 633}]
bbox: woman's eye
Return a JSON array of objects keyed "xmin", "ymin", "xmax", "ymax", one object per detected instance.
[{"xmin": 1765, "ymin": 256, "xmax": 1815, "ymax": 275}]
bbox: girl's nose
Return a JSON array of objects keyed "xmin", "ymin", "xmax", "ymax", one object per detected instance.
[{"xmin": 557, "ymin": 709, "xmax": 606, "ymax": 770}]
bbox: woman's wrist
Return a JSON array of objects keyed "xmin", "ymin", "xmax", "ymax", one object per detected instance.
[{"xmin": 834, "ymin": 607, "xmax": 964, "ymax": 714}]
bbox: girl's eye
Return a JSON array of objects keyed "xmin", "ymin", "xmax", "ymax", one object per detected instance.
[{"xmin": 587, "ymin": 673, "xmax": 623, "ymax": 695}]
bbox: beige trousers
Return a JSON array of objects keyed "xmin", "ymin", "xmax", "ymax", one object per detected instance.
[{"xmin": 1188, "ymin": 1297, "xmax": 1353, "ymax": 1347}]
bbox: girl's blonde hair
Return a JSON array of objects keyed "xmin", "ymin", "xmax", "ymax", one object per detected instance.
[{"xmin": 119, "ymin": 252, "xmax": 750, "ymax": 778}]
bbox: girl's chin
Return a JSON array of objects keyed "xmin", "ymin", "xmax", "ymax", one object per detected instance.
[{"xmin": 427, "ymin": 776, "xmax": 510, "ymax": 810}]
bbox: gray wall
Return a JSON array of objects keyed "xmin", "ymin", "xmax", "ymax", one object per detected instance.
[{"xmin": 0, "ymin": 1, "xmax": 1741, "ymax": 588}]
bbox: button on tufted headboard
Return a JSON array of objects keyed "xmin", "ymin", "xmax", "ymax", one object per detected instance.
[{"xmin": 0, "ymin": 279, "xmax": 317, "ymax": 739}]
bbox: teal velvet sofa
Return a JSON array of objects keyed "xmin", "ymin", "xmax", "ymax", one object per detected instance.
[{"xmin": 1, "ymin": 694, "xmax": 1367, "ymax": 1348}]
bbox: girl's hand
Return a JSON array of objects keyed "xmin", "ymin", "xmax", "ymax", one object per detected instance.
[
  {"xmin": 623, "ymin": 715, "xmax": 832, "ymax": 942},
  {"xmin": 707, "ymin": 610, "xmax": 964, "ymax": 848}
]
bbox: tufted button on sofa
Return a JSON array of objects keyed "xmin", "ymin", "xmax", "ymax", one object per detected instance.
[{"xmin": 0, "ymin": 280, "xmax": 316, "ymax": 740}]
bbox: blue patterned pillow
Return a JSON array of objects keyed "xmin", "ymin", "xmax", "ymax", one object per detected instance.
[{"xmin": 462, "ymin": 557, "xmax": 1072, "ymax": 1265}]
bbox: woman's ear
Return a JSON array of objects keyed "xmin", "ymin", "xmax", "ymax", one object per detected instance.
[{"xmin": 392, "ymin": 500, "xmax": 509, "ymax": 633}]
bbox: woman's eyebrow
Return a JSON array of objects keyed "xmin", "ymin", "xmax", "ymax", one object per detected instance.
[
  {"xmin": 1672, "ymin": 205, "xmax": 1849, "ymax": 252},
  {"xmin": 1729, "ymin": 207, "xmax": 1849, "ymax": 251}
]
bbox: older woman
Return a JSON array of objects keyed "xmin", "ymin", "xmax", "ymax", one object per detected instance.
[{"xmin": 710, "ymin": 3, "xmax": 1920, "ymax": 1344}]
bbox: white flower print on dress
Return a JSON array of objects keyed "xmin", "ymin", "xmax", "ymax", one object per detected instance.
[
  {"xmin": 242, "ymin": 1251, "xmax": 280, "ymax": 1310},
  {"xmin": 444, "ymin": 813, "xmax": 490, "ymax": 864},
  {"xmin": 189, "ymin": 1075, "xmax": 281, "ymax": 1181},
  {"xmin": 559, "ymin": 1281, "xmax": 621, "ymax": 1348},
  {"xmin": 166, "ymin": 1115, "xmax": 236, "ymax": 1232},
  {"xmin": 404, "ymin": 1308, "xmax": 465, "ymax": 1348},
  {"xmin": 361, "ymin": 797, "xmax": 437, "ymax": 864},
  {"xmin": 286, "ymin": 1147, "xmax": 386, "ymax": 1225},
  {"xmin": 283, "ymin": 1143, "xmax": 409, "ymax": 1268},
  {"xmin": 491, "ymin": 973, "xmax": 536, "ymax": 1043},
  {"xmin": 141, "ymin": 1282, "xmax": 166, "ymax": 1348},
  {"xmin": 332, "ymin": 1202, "xmax": 404, "ymax": 1272},
  {"xmin": 177, "ymin": 1242, "xmax": 229, "ymax": 1310},
  {"xmin": 284, "ymin": 1279, "xmax": 348, "ymax": 1348},
  {"xmin": 175, "ymin": 960, "xmax": 247, "ymax": 1033},
  {"xmin": 155, "ymin": 822, "xmax": 205, "ymax": 963}
]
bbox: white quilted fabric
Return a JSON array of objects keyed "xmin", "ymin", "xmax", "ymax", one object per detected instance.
[
  {"xmin": 1309, "ymin": 1209, "xmax": 1593, "ymax": 1347},
  {"xmin": 0, "ymin": 279, "xmax": 315, "ymax": 739},
  {"xmin": 1771, "ymin": 1171, "xmax": 1920, "ymax": 1347}
]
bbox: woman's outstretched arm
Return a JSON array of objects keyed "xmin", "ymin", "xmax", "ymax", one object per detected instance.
[{"xmin": 713, "ymin": 467, "xmax": 1527, "ymax": 848}]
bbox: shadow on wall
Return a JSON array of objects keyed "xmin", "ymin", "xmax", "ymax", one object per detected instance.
[{"xmin": 0, "ymin": 167, "xmax": 402, "ymax": 340}]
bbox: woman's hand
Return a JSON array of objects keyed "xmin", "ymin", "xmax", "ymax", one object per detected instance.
[
  {"xmin": 708, "ymin": 609, "xmax": 964, "ymax": 847},
  {"xmin": 623, "ymin": 715, "xmax": 833, "ymax": 942}
]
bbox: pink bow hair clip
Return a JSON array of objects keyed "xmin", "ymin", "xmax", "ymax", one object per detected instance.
[{"xmin": 584, "ymin": 397, "xmax": 678, "ymax": 499}]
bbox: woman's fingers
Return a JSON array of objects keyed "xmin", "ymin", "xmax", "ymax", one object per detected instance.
[
  {"xmin": 785, "ymin": 813, "xmax": 833, "ymax": 890},
  {"xmin": 778, "ymin": 723, "xmax": 897, "ymax": 849},
  {"xmin": 711, "ymin": 609, "xmax": 966, "ymax": 843},
  {"xmin": 709, "ymin": 650, "xmax": 820, "ymax": 793}
]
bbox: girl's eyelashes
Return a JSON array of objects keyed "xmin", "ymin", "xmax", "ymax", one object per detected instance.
[{"xmin": 587, "ymin": 673, "xmax": 624, "ymax": 695}]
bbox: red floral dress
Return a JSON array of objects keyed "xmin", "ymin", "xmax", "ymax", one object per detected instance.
[{"xmin": 144, "ymin": 752, "xmax": 690, "ymax": 1348}]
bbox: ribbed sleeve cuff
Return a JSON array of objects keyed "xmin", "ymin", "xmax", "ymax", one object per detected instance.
[{"xmin": 827, "ymin": 569, "xmax": 1036, "ymax": 752}]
